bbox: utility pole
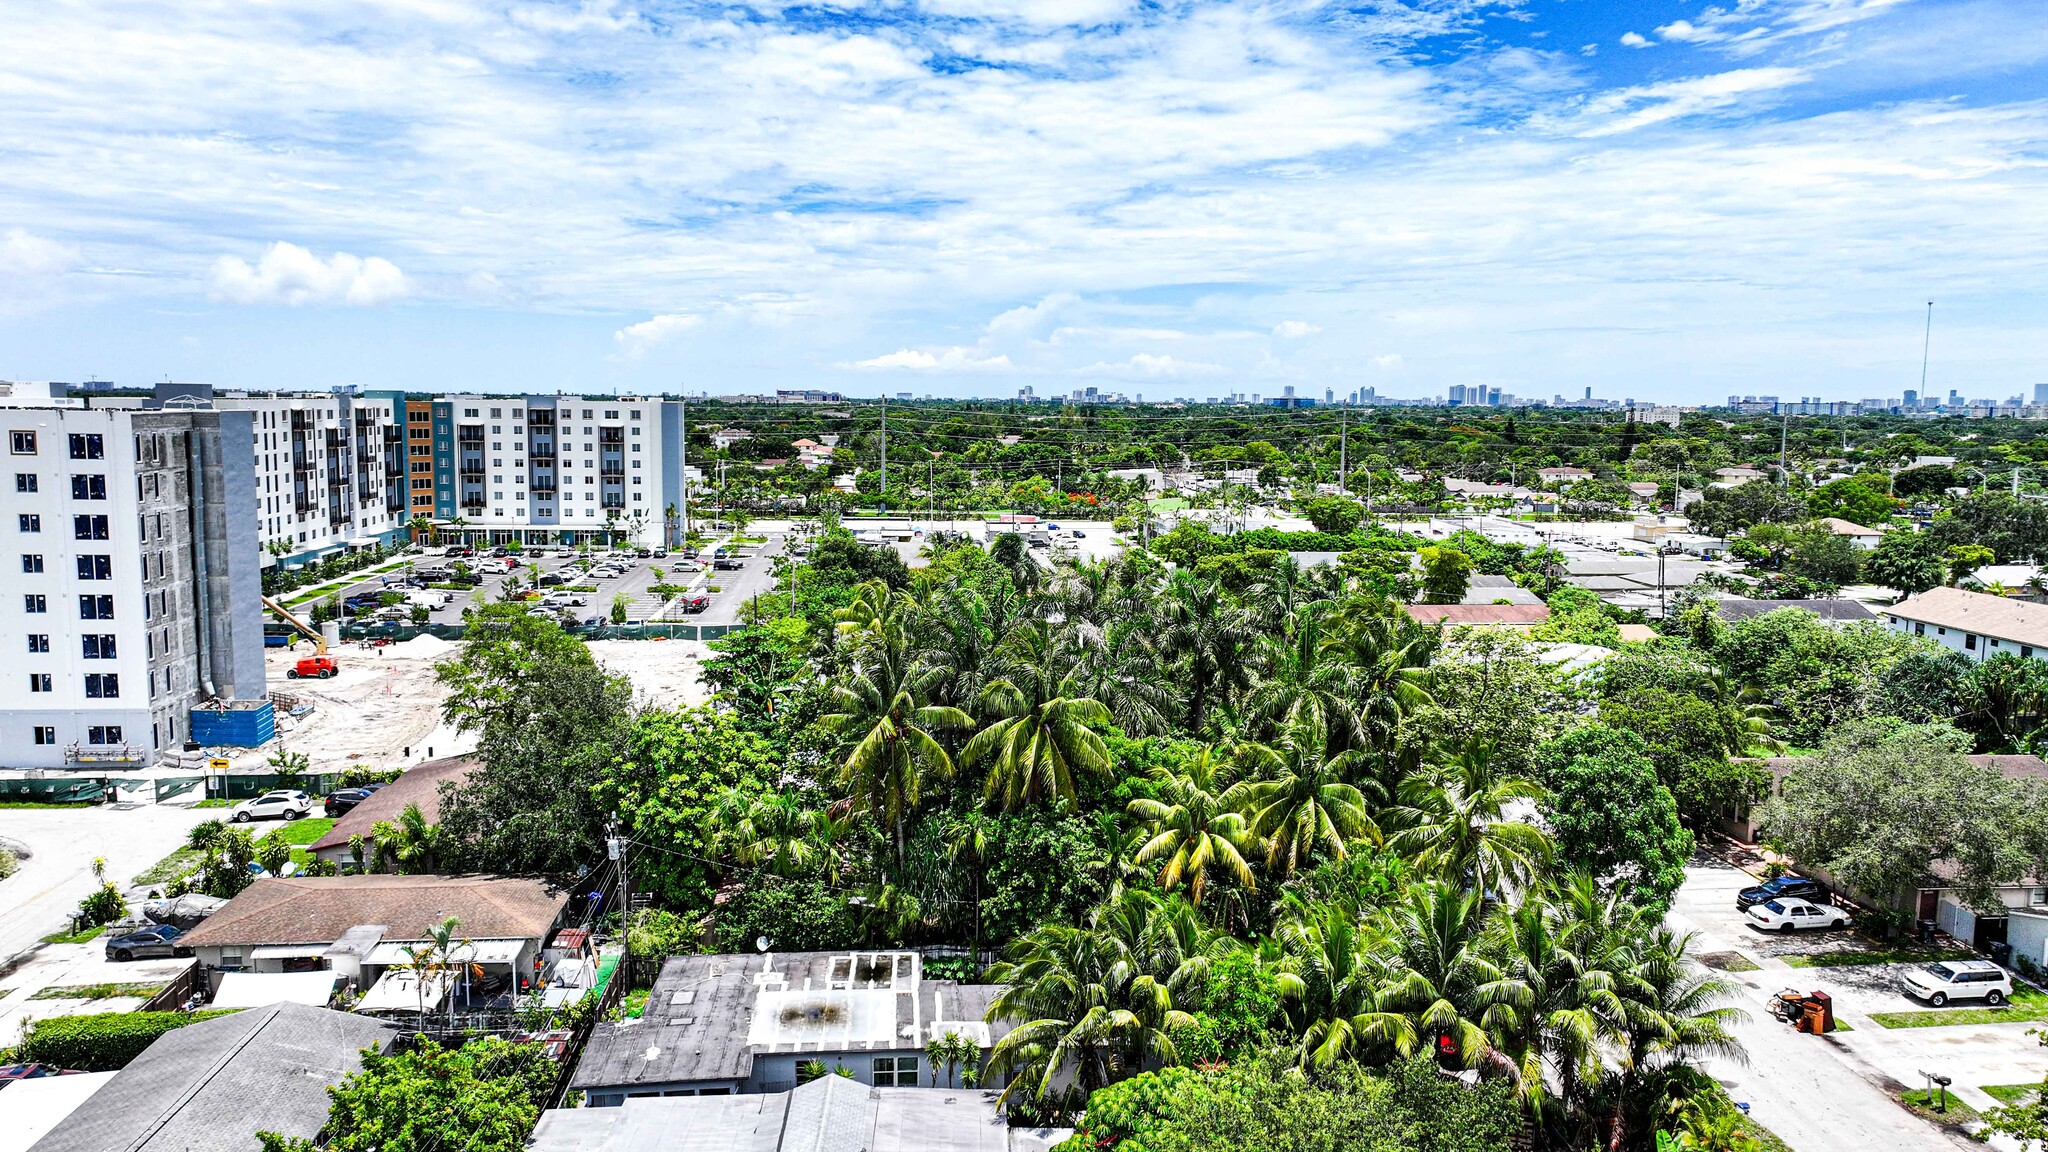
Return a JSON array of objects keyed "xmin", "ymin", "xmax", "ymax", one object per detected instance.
[
  {"xmin": 879, "ymin": 395, "xmax": 887, "ymax": 508},
  {"xmin": 606, "ymin": 824, "xmax": 630, "ymax": 957},
  {"xmin": 1339, "ymin": 410, "xmax": 1347, "ymax": 493},
  {"xmin": 1920, "ymin": 300, "xmax": 1935, "ymax": 398},
  {"xmin": 1778, "ymin": 410, "xmax": 1789, "ymax": 484}
]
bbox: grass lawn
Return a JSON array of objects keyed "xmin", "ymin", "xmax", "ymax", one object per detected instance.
[
  {"xmin": 1700, "ymin": 950, "xmax": 1761, "ymax": 973},
  {"xmin": 1148, "ymin": 497, "xmax": 1191, "ymax": 512},
  {"xmin": 269, "ymin": 817, "xmax": 336, "ymax": 846},
  {"xmin": 1871, "ymin": 988, "xmax": 2048, "ymax": 1029},
  {"xmin": 1899, "ymin": 1088, "xmax": 1980, "ymax": 1123},
  {"xmin": 192, "ymin": 798, "xmax": 238, "ymax": 808},
  {"xmin": 29, "ymin": 981, "xmax": 164, "ymax": 1002},
  {"xmin": 1784, "ymin": 947, "xmax": 1974, "ymax": 969},
  {"xmin": 133, "ymin": 846, "xmax": 209, "ymax": 886},
  {"xmin": 0, "ymin": 800, "xmax": 92, "ymax": 809},
  {"xmin": 1983, "ymin": 1083, "xmax": 2045, "ymax": 1107},
  {"xmin": 39, "ymin": 925, "xmax": 107, "ymax": 945}
]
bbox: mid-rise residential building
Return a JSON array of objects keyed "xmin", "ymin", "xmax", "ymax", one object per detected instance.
[
  {"xmin": 1, "ymin": 399, "xmax": 265, "ymax": 767},
  {"xmin": 431, "ymin": 394, "xmax": 681, "ymax": 545},
  {"xmin": 204, "ymin": 386, "xmax": 409, "ymax": 567}
]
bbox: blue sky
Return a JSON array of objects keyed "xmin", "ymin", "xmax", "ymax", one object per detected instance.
[{"xmin": 2, "ymin": 0, "xmax": 2045, "ymax": 402}]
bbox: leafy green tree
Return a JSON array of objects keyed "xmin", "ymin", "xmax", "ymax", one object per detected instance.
[
  {"xmin": 1530, "ymin": 727, "xmax": 1692, "ymax": 911},
  {"xmin": 1759, "ymin": 720, "xmax": 2046, "ymax": 920},
  {"xmin": 1417, "ymin": 545, "xmax": 1473, "ymax": 604},
  {"xmin": 599, "ymin": 706, "xmax": 783, "ymax": 907},
  {"xmin": 1299, "ymin": 495, "xmax": 1364, "ymax": 534},
  {"xmin": 1808, "ymin": 477, "xmax": 1896, "ymax": 526},
  {"xmin": 1784, "ymin": 524, "xmax": 1862, "ymax": 588},
  {"xmin": 1864, "ymin": 528, "xmax": 1946, "ymax": 595},
  {"xmin": 260, "ymin": 1037, "xmax": 553, "ymax": 1152},
  {"xmin": 1687, "ymin": 481, "xmax": 1807, "ymax": 539},
  {"xmin": 1948, "ymin": 542, "xmax": 1996, "ymax": 585},
  {"xmin": 369, "ymin": 802, "xmax": 446, "ymax": 874}
]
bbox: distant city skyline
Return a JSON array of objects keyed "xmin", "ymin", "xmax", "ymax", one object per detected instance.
[{"xmin": 1, "ymin": 1, "xmax": 2044, "ymax": 401}]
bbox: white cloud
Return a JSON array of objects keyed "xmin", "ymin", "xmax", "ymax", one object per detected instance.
[
  {"xmin": 208, "ymin": 243, "xmax": 407, "ymax": 306},
  {"xmin": 1656, "ymin": 20, "xmax": 1713, "ymax": 43},
  {"xmin": 0, "ymin": 229, "xmax": 79, "ymax": 277},
  {"xmin": 917, "ymin": 0, "xmax": 1134, "ymax": 27},
  {"xmin": 1567, "ymin": 67, "xmax": 1810, "ymax": 136},
  {"xmin": 1620, "ymin": 31, "xmax": 1652, "ymax": 48},
  {"xmin": 1080, "ymin": 353, "xmax": 1222, "ymax": 378},
  {"xmin": 852, "ymin": 346, "xmax": 1014, "ymax": 371},
  {"xmin": 1272, "ymin": 320, "xmax": 1320, "ymax": 338},
  {"xmin": 987, "ymin": 293, "xmax": 1079, "ymax": 338},
  {"xmin": 612, "ymin": 313, "xmax": 702, "ymax": 359},
  {"xmin": 1371, "ymin": 354, "xmax": 1404, "ymax": 370}
]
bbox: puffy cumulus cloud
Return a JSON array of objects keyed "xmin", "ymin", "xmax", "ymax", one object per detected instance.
[
  {"xmin": 987, "ymin": 293, "xmax": 1079, "ymax": 339},
  {"xmin": 1621, "ymin": 31, "xmax": 1652, "ymax": 47},
  {"xmin": 208, "ymin": 243, "xmax": 407, "ymax": 307},
  {"xmin": 1656, "ymin": 20, "xmax": 1714, "ymax": 43},
  {"xmin": 612, "ymin": 313, "xmax": 703, "ymax": 359},
  {"xmin": 0, "ymin": 229, "xmax": 79, "ymax": 276},
  {"xmin": 1371, "ymin": 353, "xmax": 1404, "ymax": 370},
  {"xmin": 1272, "ymin": 320, "xmax": 1321, "ymax": 338},
  {"xmin": 917, "ymin": 0, "xmax": 1135, "ymax": 27},
  {"xmin": 852, "ymin": 346, "xmax": 1014, "ymax": 371},
  {"xmin": 1080, "ymin": 352, "xmax": 1222, "ymax": 378}
]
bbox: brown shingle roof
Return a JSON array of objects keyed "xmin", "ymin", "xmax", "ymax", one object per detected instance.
[
  {"xmin": 1403, "ymin": 604, "xmax": 1552, "ymax": 626},
  {"xmin": 1883, "ymin": 586, "xmax": 2048, "ymax": 649},
  {"xmin": 177, "ymin": 874, "xmax": 569, "ymax": 949},
  {"xmin": 311, "ymin": 756, "xmax": 475, "ymax": 854}
]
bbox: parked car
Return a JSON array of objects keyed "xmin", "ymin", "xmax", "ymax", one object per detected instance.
[
  {"xmin": 1070, "ymin": 529, "xmax": 1086, "ymax": 539},
  {"xmin": 343, "ymin": 593, "xmax": 386, "ymax": 611},
  {"xmin": 230, "ymin": 789, "xmax": 312, "ymax": 822},
  {"xmin": 652, "ymin": 547, "xmax": 668, "ymax": 557},
  {"xmin": 679, "ymin": 595, "xmax": 710, "ymax": 613},
  {"xmin": 445, "ymin": 546, "xmax": 474, "ymax": 558},
  {"xmin": 540, "ymin": 593, "xmax": 590, "ymax": 608},
  {"xmin": 1744, "ymin": 897, "xmax": 1850, "ymax": 932},
  {"xmin": 0, "ymin": 1064, "xmax": 70, "ymax": 1084},
  {"xmin": 634, "ymin": 547, "xmax": 653, "ymax": 558},
  {"xmin": 1735, "ymin": 875, "xmax": 1828, "ymax": 910},
  {"xmin": 538, "ymin": 572, "xmax": 567, "ymax": 587},
  {"xmin": 714, "ymin": 556, "xmax": 743, "ymax": 570},
  {"xmin": 1900, "ymin": 959, "xmax": 2014, "ymax": 1007},
  {"xmin": 324, "ymin": 787, "xmax": 376, "ymax": 817},
  {"xmin": 105, "ymin": 923, "xmax": 185, "ymax": 961}
]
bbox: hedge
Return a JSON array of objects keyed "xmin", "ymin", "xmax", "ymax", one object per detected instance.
[{"xmin": 17, "ymin": 1009, "xmax": 240, "ymax": 1071}]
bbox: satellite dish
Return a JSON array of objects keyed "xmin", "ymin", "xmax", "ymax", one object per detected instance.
[{"xmin": 756, "ymin": 936, "xmax": 771, "ymax": 953}]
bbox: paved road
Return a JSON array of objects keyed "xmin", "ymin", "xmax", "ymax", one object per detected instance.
[
  {"xmin": 0, "ymin": 804, "xmax": 220, "ymax": 974},
  {"xmin": 1670, "ymin": 859, "xmax": 1985, "ymax": 1152}
]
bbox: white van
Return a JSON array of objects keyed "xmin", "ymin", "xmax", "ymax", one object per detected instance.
[{"xmin": 405, "ymin": 590, "xmax": 455, "ymax": 609}]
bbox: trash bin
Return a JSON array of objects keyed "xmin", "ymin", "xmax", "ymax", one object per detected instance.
[
  {"xmin": 1916, "ymin": 919, "xmax": 1937, "ymax": 943},
  {"xmin": 1992, "ymin": 941, "xmax": 2015, "ymax": 967}
]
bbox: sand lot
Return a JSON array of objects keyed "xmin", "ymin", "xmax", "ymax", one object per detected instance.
[{"xmin": 262, "ymin": 637, "xmax": 713, "ymax": 772}]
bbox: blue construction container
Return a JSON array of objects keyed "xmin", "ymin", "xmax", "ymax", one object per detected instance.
[{"xmin": 189, "ymin": 701, "xmax": 277, "ymax": 747}]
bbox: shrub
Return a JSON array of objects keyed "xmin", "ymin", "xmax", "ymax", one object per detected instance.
[
  {"xmin": 78, "ymin": 881, "xmax": 127, "ymax": 928},
  {"xmin": 18, "ymin": 1010, "xmax": 240, "ymax": 1070}
]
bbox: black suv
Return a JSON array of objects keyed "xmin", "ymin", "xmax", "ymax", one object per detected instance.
[
  {"xmin": 324, "ymin": 788, "xmax": 375, "ymax": 817},
  {"xmin": 1736, "ymin": 876, "xmax": 1828, "ymax": 910}
]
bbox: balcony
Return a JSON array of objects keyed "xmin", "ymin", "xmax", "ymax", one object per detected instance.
[{"xmin": 530, "ymin": 478, "xmax": 557, "ymax": 493}]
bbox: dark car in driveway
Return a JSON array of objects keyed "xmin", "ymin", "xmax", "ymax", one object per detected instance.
[
  {"xmin": 1737, "ymin": 875, "xmax": 1829, "ymax": 910},
  {"xmin": 324, "ymin": 787, "xmax": 376, "ymax": 817},
  {"xmin": 106, "ymin": 923, "xmax": 185, "ymax": 961}
]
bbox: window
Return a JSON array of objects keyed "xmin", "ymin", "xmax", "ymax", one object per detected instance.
[
  {"xmin": 82, "ymin": 635, "xmax": 116, "ymax": 659},
  {"xmin": 9, "ymin": 430, "xmax": 34, "ymax": 454},
  {"xmin": 19, "ymin": 513, "xmax": 39, "ymax": 532},
  {"xmin": 68, "ymin": 433, "xmax": 103, "ymax": 460},
  {"xmin": 1915, "ymin": 622, "xmax": 1925, "ymax": 636},
  {"xmin": 870, "ymin": 1057, "xmax": 919, "ymax": 1087},
  {"xmin": 84, "ymin": 673, "xmax": 119, "ymax": 698},
  {"xmin": 88, "ymin": 725, "xmax": 122, "ymax": 745},
  {"xmin": 28, "ymin": 634, "xmax": 48, "ymax": 653},
  {"xmin": 1966, "ymin": 633, "xmax": 1978, "ymax": 650},
  {"xmin": 32, "ymin": 727, "xmax": 55, "ymax": 746},
  {"xmin": 74, "ymin": 514, "xmax": 109, "ymax": 540},
  {"xmin": 24, "ymin": 594, "xmax": 46, "ymax": 614},
  {"xmin": 21, "ymin": 554, "xmax": 42, "ymax": 573},
  {"xmin": 15, "ymin": 473, "xmax": 36, "ymax": 493},
  {"xmin": 29, "ymin": 673, "xmax": 51, "ymax": 692},
  {"xmin": 79, "ymin": 594, "xmax": 114, "ymax": 619},
  {"xmin": 70, "ymin": 474, "xmax": 106, "ymax": 500},
  {"xmin": 76, "ymin": 555, "xmax": 112, "ymax": 580},
  {"xmin": 464, "ymin": 408, "xmax": 478, "ymax": 417}
]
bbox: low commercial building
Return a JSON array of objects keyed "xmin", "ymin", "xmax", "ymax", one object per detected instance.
[
  {"xmin": 571, "ymin": 951, "xmax": 1010, "ymax": 1104},
  {"xmin": 1709, "ymin": 597, "xmax": 1878, "ymax": 626},
  {"xmin": 27, "ymin": 1002, "xmax": 392, "ymax": 1152},
  {"xmin": 1402, "ymin": 604, "xmax": 1551, "ymax": 629},
  {"xmin": 1883, "ymin": 586, "xmax": 2048, "ymax": 661}
]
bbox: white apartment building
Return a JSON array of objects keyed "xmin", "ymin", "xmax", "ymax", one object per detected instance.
[
  {"xmin": 1, "ymin": 401, "xmax": 266, "ymax": 768},
  {"xmin": 205, "ymin": 387, "xmax": 409, "ymax": 568},
  {"xmin": 437, "ymin": 395, "xmax": 681, "ymax": 546}
]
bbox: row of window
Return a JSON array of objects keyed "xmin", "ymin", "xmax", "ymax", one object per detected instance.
[
  {"xmin": 29, "ymin": 725, "xmax": 124, "ymax": 746},
  {"xmin": 8, "ymin": 432, "xmax": 104, "ymax": 458},
  {"xmin": 20, "ymin": 555, "xmax": 114, "ymax": 579},
  {"xmin": 22, "ymin": 594, "xmax": 115, "ymax": 618},
  {"xmin": 29, "ymin": 670, "xmax": 121, "ymax": 694},
  {"xmin": 463, "ymin": 408, "xmax": 642, "ymax": 420},
  {"xmin": 22, "ymin": 635, "xmax": 117, "ymax": 657}
]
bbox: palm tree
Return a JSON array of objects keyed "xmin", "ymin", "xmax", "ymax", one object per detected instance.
[
  {"xmin": 1245, "ymin": 554, "xmax": 1311, "ymax": 634},
  {"xmin": 710, "ymin": 789, "xmax": 825, "ymax": 877},
  {"xmin": 1477, "ymin": 886, "xmax": 1629, "ymax": 1133},
  {"xmin": 1386, "ymin": 740, "xmax": 1551, "ymax": 896},
  {"xmin": 965, "ymin": 681, "xmax": 1113, "ymax": 812},
  {"xmin": 1127, "ymin": 747, "xmax": 1258, "ymax": 908},
  {"xmin": 1277, "ymin": 898, "xmax": 1407, "ymax": 1068},
  {"xmin": 820, "ymin": 630, "xmax": 972, "ymax": 863},
  {"xmin": 1241, "ymin": 601, "xmax": 1361, "ymax": 748},
  {"xmin": 407, "ymin": 515, "xmax": 436, "ymax": 545},
  {"xmin": 1370, "ymin": 880, "xmax": 1504, "ymax": 1073},
  {"xmin": 1602, "ymin": 926, "xmax": 1747, "ymax": 1150},
  {"xmin": 1225, "ymin": 720, "xmax": 1378, "ymax": 880},
  {"xmin": 1068, "ymin": 617, "xmax": 1175, "ymax": 737},
  {"xmin": 1157, "ymin": 571, "xmax": 1252, "ymax": 735},
  {"xmin": 425, "ymin": 915, "xmax": 482, "ymax": 1032},
  {"xmin": 370, "ymin": 803, "xmax": 447, "ymax": 874},
  {"xmin": 1325, "ymin": 600, "xmax": 1435, "ymax": 752}
]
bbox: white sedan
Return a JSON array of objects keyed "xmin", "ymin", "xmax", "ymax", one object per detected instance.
[{"xmin": 1745, "ymin": 897, "xmax": 1850, "ymax": 932}]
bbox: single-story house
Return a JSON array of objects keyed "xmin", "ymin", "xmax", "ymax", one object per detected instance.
[
  {"xmin": 1627, "ymin": 482, "xmax": 1662, "ymax": 505},
  {"xmin": 1709, "ymin": 597, "xmax": 1878, "ymax": 625},
  {"xmin": 1538, "ymin": 467, "xmax": 1594, "ymax": 484},
  {"xmin": 1615, "ymin": 623, "xmax": 1660, "ymax": 643},
  {"xmin": 1817, "ymin": 517, "xmax": 1884, "ymax": 549},
  {"xmin": 534, "ymin": 1073, "xmax": 1070, "ymax": 1152},
  {"xmin": 1460, "ymin": 574, "xmax": 1545, "ymax": 607},
  {"xmin": 175, "ymin": 874, "xmax": 572, "ymax": 1010},
  {"xmin": 309, "ymin": 755, "xmax": 474, "ymax": 866},
  {"xmin": 26, "ymin": 1003, "xmax": 393, "ymax": 1152},
  {"xmin": 571, "ymin": 951, "xmax": 1011, "ymax": 1104},
  {"xmin": 1715, "ymin": 467, "xmax": 1765, "ymax": 484},
  {"xmin": 1403, "ymin": 604, "xmax": 1551, "ymax": 629},
  {"xmin": 1883, "ymin": 586, "xmax": 2048, "ymax": 661}
]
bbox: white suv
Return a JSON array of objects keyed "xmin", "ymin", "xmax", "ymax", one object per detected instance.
[
  {"xmin": 230, "ymin": 790, "xmax": 312, "ymax": 823},
  {"xmin": 1899, "ymin": 959, "xmax": 2014, "ymax": 1007}
]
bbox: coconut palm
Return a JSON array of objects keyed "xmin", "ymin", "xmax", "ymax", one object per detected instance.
[
  {"xmin": 1277, "ymin": 898, "xmax": 1409, "ymax": 1068},
  {"xmin": 1128, "ymin": 747, "xmax": 1259, "ymax": 907},
  {"xmin": 1241, "ymin": 600, "xmax": 1362, "ymax": 748},
  {"xmin": 1157, "ymin": 571, "xmax": 1253, "ymax": 735},
  {"xmin": 1225, "ymin": 720, "xmax": 1379, "ymax": 880},
  {"xmin": 709, "ymin": 789, "xmax": 826, "ymax": 877},
  {"xmin": 370, "ymin": 802, "xmax": 447, "ymax": 874},
  {"xmin": 820, "ymin": 632, "xmax": 973, "ymax": 863},
  {"xmin": 1386, "ymin": 740, "xmax": 1551, "ymax": 896},
  {"xmin": 1478, "ymin": 886, "xmax": 1630, "ymax": 1129},
  {"xmin": 1370, "ymin": 880, "xmax": 1504, "ymax": 1073},
  {"xmin": 1326, "ymin": 600, "xmax": 1436, "ymax": 752},
  {"xmin": 965, "ymin": 681, "xmax": 1113, "ymax": 812},
  {"xmin": 1068, "ymin": 618, "xmax": 1176, "ymax": 737}
]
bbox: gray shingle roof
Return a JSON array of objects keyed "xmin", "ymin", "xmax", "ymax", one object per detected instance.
[
  {"xmin": 310, "ymin": 755, "xmax": 475, "ymax": 854},
  {"xmin": 28, "ymin": 1002, "xmax": 393, "ymax": 1152},
  {"xmin": 531, "ymin": 1080, "xmax": 1032, "ymax": 1152},
  {"xmin": 1710, "ymin": 597, "xmax": 1878, "ymax": 623}
]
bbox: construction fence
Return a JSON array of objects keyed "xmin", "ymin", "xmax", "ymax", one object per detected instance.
[{"xmin": 339, "ymin": 621, "xmax": 746, "ymax": 642}]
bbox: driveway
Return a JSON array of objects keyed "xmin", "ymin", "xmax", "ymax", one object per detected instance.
[
  {"xmin": 0, "ymin": 804, "xmax": 219, "ymax": 976},
  {"xmin": 1671, "ymin": 859, "xmax": 2039, "ymax": 1150}
]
